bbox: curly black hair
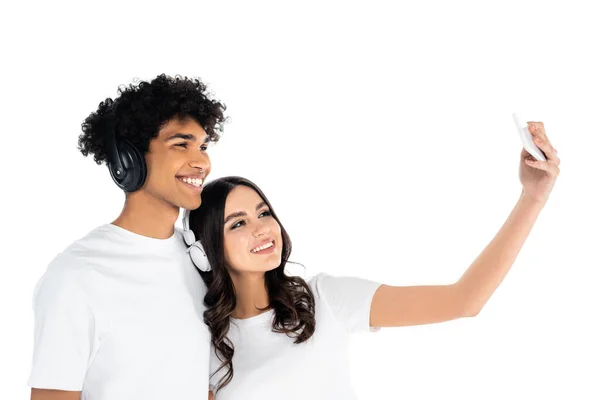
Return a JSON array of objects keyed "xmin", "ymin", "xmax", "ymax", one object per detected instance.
[{"xmin": 78, "ymin": 74, "xmax": 227, "ymax": 165}]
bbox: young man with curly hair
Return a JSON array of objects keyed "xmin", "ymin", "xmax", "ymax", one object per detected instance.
[{"xmin": 27, "ymin": 74, "xmax": 227, "ymax": 400}]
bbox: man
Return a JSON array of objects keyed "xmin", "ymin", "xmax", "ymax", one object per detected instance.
[{"xmin": 28, "ymin": 74, "xmax": 227, "ymax": 400}]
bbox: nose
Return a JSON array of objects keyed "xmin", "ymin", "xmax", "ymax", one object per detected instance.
[
  {"xmin": 189, "ymin": 150, "xmax": 211, "ymax": 175},
  {"xmin": 253, "ymin": 222, "xmax": 271, "ymax": 238}
]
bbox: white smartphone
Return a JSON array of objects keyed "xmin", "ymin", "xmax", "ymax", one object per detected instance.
[{"xmin": 512, "ymin": 113, "xmax": 546, "ymax": 161}]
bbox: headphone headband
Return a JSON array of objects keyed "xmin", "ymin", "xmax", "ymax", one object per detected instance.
[
  {"xmin": 182, "ymin": 208, "xmax": 191, "ymax": 230},
  {"xmin": 182, "ymin": 208, "xmax": 193, "ymax": 244},
  {"xmin": 181, "ymin": 208, "xmax": 211, "ymax": 272}
]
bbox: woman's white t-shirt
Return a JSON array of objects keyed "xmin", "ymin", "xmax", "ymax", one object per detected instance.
[{"xmin": 209, "ymin": 273, "xmax": 382, "ymax": 400}]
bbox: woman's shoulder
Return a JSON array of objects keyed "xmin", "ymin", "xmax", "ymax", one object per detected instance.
[
  {"xmin": 305, "ymin": 272, "xmax": 383, "ymax": 301},
  {"xmin": 305, "ymin": 272, "xmax": 335, "ymax": 299}
]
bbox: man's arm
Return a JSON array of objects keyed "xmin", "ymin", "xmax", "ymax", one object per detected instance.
[
  {"xmin": 28, "ymin": 256, "xmax": 96, "ymax": 397},
  {"xmin": 31, "ymin": 389, "xmax": 81, "ymax": 400}
]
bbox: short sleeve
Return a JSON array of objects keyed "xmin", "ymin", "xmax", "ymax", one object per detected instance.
[
  {"xmin": 27, "ymin": 257, "xmax": 97, "ymax": 390},
  {"xmin": 312, "ymin": 273, "xmax": 382, "ymax": 333}
]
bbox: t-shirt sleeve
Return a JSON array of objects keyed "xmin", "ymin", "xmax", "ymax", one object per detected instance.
[
  {"xmin": 312, "ymin": 273, "xmax": 382, "ymax": 333},
  {"xmin": 27, "ymin": 256, "xmax": 97, "ymax": 391}
]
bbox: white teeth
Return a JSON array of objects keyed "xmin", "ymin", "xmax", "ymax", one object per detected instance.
[
  {"xmin": 179, "ymin": 177, "xmax": 203, "ymax": 187},
  {"xmin": 251, "ymin": 241, "xmax": 274, "ymax": 253}
]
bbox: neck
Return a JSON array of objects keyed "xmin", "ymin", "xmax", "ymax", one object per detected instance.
[
  {"xmin": 229, "ymin": 271, "xmax": 270, "ymax": 319},
  {"xmin": 112, "ymin": 190, "xmax": 180, "ymax": 239}
]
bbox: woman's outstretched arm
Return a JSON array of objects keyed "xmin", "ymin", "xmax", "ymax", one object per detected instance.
[{"xmin": 370, "ymin": 120, "xmax": 560, "ymax": 328}]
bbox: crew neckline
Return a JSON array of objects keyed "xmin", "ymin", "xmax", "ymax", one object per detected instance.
[
  {"xmin": 231, "ymin": 309, "xmax": 275, "ymax": 327},
  {"xmin": 103, "ymin": 223, "xmax": 181, "ymax": 248}
]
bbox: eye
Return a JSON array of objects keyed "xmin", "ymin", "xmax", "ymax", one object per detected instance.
[
  {"xmin": 231, "ymin": 220, "xmax": 246, "ymax": 230},
  {"xmin": 175, "ymin": 143, "xmax": 188, "ymax": 149},
  {"xmin": 200, "ymin": 145, "xmax": 208, "ymax": 151},
  {"xmin": 259, "ymin": 210, "xmax": 272, "ymax": 218}
]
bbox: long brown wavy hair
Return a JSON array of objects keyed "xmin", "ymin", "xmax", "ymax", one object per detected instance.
[{"xmin": 188, "ymin": 176, "xmax": 316, "ymax": 392}]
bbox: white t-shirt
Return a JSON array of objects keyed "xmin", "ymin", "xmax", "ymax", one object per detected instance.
[
  {"xmin": 27, "ymin": 224, "xmax": 211, "ymax": 400},
  {"xmin": 209, "ymin": 273, "xmax": 382, "ymax": 400}
]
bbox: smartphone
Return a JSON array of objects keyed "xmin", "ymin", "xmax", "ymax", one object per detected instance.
[{"xmin": 512, "ymin": 113, "xmax": 546, "ymax": 161}]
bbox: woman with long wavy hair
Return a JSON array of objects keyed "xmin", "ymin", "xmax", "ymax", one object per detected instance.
[
  {"xmin": 189, "ymin": 176, "xmax": 379, "ymax": 399},
  {"xmin": 188, "ymin": 123, "xmax": 560, "ymax": 399}
]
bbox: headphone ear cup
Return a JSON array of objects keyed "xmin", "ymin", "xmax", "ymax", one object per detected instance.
[
  {"xmin": 183, "ymin": 230, "xmax": 196, "ymax": 247},
  {"xmin": 189, "ymin": 242, "xmax": 210, "ymax": 272},
  {"xmin": 118, "ymin": 140, "xmax": 147, "ymax": 193}
]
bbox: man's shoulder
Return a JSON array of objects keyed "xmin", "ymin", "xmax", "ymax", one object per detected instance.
[
  {"xmin": 33, "ymin": 225, "xmax": 117, "ymax": 306},
  {"xmin": 42, "ymin": 225, "xmax": 113, "ymax": 278},
  {"xmin": 60, "ymin": 223, "xmax": 139, "ymax": 261}
]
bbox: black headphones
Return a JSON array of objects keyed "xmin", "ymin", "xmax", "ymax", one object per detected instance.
[{"xmin": 103, "ymin": 103, "xmax": 147, "ymax": 192}]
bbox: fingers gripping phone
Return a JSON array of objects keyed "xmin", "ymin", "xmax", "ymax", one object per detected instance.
[{"xmin": 512, "ymin": 113, "xmax": 546, "ymax": 161}]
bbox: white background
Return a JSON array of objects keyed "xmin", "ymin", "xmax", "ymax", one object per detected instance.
[{"xmin": 1, "ymin": 0, "xmax": 599, "ymax": 398}]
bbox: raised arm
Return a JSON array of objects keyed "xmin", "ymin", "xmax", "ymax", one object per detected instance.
[{"xmin": 370, "ymin": 121, "xmax": 560, "ymax": 328}]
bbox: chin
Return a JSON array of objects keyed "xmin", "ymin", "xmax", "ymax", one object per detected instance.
[
  {"xmin": 265, "ymin": 263, "xmax": 280, "ymax": 272},
  {"xmin": 264, "ymin": 257, "xmax": 282, "ymax": 272},
  {"xmin": 179, "ymin": 197, "xmax": 202, "ymax": 210}
]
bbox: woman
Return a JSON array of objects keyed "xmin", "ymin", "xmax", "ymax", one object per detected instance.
[{"xmin": 188, "ymin": 121, "xmax": 560, "ymax": 399}]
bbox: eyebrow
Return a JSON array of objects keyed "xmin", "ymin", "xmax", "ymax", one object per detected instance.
[
  {"xmin": 165, "ymin": 133, "xmax": 210, "ymax": 143},
  {"xmin": 224, "ymin": 201, "xmax": 267, "ymax": 225}
]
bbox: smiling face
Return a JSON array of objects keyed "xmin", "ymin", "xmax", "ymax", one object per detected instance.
[
  {"xmin": 142, "ymin": 117, "xmax": 211, "ymax": 210},
  {"xmin": 222, "ymin": 185, "xmax": 283, "ymax": 274}
]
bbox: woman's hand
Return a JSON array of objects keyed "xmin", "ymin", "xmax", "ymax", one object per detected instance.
[{"xmin": 519, "ymin": 121, "xmax": 561, "ymax": 206}]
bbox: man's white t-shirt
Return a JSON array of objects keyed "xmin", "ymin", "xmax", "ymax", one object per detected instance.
[
  {"xmin": 209, "ymin": 273, "xmax": 382, "ymax": 400},
  {"xmin": 28, "ymin": 224, "xmax": 210, "ymax": 399}
]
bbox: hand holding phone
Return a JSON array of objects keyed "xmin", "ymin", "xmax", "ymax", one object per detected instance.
[{"xmin": 512, "ymin": 113, "xmax": 546, "ymax": 161}]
